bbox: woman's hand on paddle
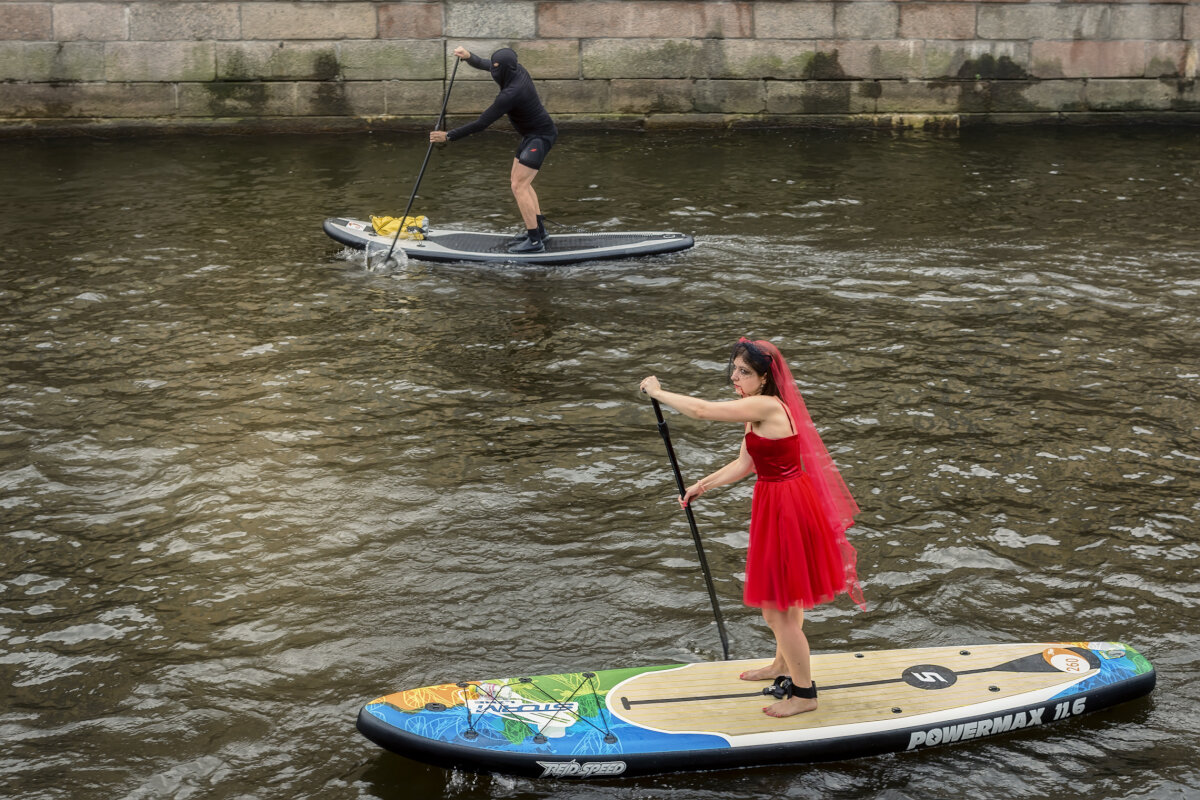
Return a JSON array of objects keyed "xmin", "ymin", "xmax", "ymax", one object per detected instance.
[
  {"xmin": 639, "ymin": 375, "xmax": 661, "ymax": 397},
  {"xmin": 452, "ymin": 46, "xmax": 471, "ymax": 60},
  {"xmin": 680, "ymin": 481, "xmax": 706, "ymax": 508},
  {"xmin": 430, "ymin": 130, "xmax": 449, "ymax": 143}
]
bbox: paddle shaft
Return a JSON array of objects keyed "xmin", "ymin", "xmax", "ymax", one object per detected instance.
[
  {"xmin": 650, "ymin": 398, "xmax": 731, "ymax": 661},
  {"xmin": 382, "ymin": 57, "xmax": 460, "ymax": 263}
]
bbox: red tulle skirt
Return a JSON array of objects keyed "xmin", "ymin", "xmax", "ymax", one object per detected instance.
[{"xmin": 742, "ymin": 472, "xmax": 864, "ymax": 611}]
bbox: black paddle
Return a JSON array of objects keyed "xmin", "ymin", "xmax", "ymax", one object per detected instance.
[
  {"xmin": 377, "ymin": 56, "xmax": 460, "ymax": 268},
  {"xmin": 649, "ymin": 396, "xmax": 731, "ymax": 661}
]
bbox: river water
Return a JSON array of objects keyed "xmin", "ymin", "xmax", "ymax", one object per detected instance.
[{"xmin": 1, "ymin": 127, "xmax": 1197, "ymax": 800}]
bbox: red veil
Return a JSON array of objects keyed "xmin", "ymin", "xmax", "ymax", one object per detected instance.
[{"xmin": 740, "ymin": 338, "xmax": 865, "ymax": 608}]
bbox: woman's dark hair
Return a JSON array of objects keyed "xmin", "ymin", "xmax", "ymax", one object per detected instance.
[{"xmin": 728, "ymin": 340, "xmax": 778, "ymax": 397}]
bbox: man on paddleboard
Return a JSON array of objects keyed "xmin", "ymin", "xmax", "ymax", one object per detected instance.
[{"xmin": 430, "ymin": 46, "xmax": 558, "ymax": 254}]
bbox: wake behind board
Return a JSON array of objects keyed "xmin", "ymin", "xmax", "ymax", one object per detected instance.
[
  {"xmin": 357, "ymin": 641, "xmax": 1154, "ymax": 779},
  {"xmin": 324, "ymin": 216, "xmax": 694, "ymax": 266}
]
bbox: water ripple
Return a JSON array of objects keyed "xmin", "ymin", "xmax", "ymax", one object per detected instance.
[{"xmin": 1, "ymin": 128, "xmax": 1197, "ymax": 799}]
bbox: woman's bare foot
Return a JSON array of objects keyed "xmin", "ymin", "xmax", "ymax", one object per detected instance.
[
  {"xmin": 763, "ymin": 695, "xmax": 818, "ymax": 717},
  {"xmin": 739, "ymin": 661, "xmax": 787, "ymax": 681}
]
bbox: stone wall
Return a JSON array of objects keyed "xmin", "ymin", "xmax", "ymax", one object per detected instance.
[{"xmin": 1, "ymin": 1, "xmax": 1197, "ymax": 134}]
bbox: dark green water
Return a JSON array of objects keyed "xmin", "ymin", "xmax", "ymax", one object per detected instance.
[{"xmin": 1, "ymin": 127, "xmax": 1197, "ymax": 799}]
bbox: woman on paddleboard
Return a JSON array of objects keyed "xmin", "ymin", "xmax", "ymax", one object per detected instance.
[
  {"xmin": 640, "ymin": 338, "xmax": 865, "ymax": 718},
  {"xmin": 430, "ymin": 46, "xmax": 557, "ymax": 255}
]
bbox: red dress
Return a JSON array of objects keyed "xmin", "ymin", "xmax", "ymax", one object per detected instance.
[{"xmin": 742, "ymin": 425, "xmax": 862, "ymax": 611}]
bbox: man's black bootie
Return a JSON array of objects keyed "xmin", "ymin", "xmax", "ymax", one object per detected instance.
[{"xmin": 507, "ymin": 231, "xmax": 545, "ymax": 253}]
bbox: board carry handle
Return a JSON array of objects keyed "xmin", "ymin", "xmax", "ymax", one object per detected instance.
[
  {"xmin": 649, "ymin": 396, "xmax": 732, "ymax": 661},
  {"xmin": 380, "ymin": 56, "xmax": 461, "ymax": 266}
]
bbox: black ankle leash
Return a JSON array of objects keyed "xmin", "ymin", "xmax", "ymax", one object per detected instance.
[{"xmin": 761, "ymin": 676, "xmax": 818, "ymax": 700}]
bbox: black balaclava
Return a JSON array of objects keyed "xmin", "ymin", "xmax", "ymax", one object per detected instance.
[{"xmin": 489, "ymin": 48, "xmax": 519, "ymax": 87}]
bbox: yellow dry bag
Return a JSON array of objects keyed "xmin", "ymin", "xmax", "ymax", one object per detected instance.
[{"xmin": 370, "ymin": 215, "xmax": 428, "ymax": 240}]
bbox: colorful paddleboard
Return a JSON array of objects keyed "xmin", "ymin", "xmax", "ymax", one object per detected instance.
[
  {"xmin": 356, "ymin": 641, "xmax": 1155, "ymax": 778},
  {"xmin": 323, "ymin": 216, "xmax": 694, "ymax": 265}
]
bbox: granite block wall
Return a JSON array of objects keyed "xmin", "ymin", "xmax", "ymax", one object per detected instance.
[{"xmin": 1, "ymin": 0, "xmax": 1196, "ymax": 134}]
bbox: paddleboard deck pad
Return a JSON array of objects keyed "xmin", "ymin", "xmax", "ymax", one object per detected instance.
[
  {"xmin": 357, "ymin": 641, "xmax": 1154, "ymax": 778},
  {"xmin": 324, "ymin": 217, "xmax": 694, "ymax": 265}
]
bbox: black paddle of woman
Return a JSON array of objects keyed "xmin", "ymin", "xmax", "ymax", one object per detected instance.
[{"xmin": 648, "ymin": 395, "xmax": 732, "ymax": 661}]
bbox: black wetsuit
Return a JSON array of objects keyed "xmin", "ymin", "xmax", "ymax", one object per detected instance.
[{"xmin": 446, "ymin": 49, "xmax": 557, "ymax": 169}]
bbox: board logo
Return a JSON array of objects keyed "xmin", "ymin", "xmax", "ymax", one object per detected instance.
[
  {"xmin": 1086, "ymin": 641, "xmax": 1127, "ymax": 660},
  {"xmin": 902, "ymin": 664, "xmax": 958, "ymax": 689},
  {"xmin": 536, "ymin": 760, "xmax": 627, "ymax": 778},
  {"xmin": 906, "ymin": 697, "xmax": 1087, "ymax": 750},
  {"xmin": 1043, "ymin": 648, "xmax": 1090, "ymax": 673},
  {"xmin": 468, "ymin": 699, "xmax": 580, "ymax": 716}
]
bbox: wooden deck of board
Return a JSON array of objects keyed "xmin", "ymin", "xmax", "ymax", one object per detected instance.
[{"xmin": 611, "ymin": 644, "xmax": 1093, "ymax": 738}]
